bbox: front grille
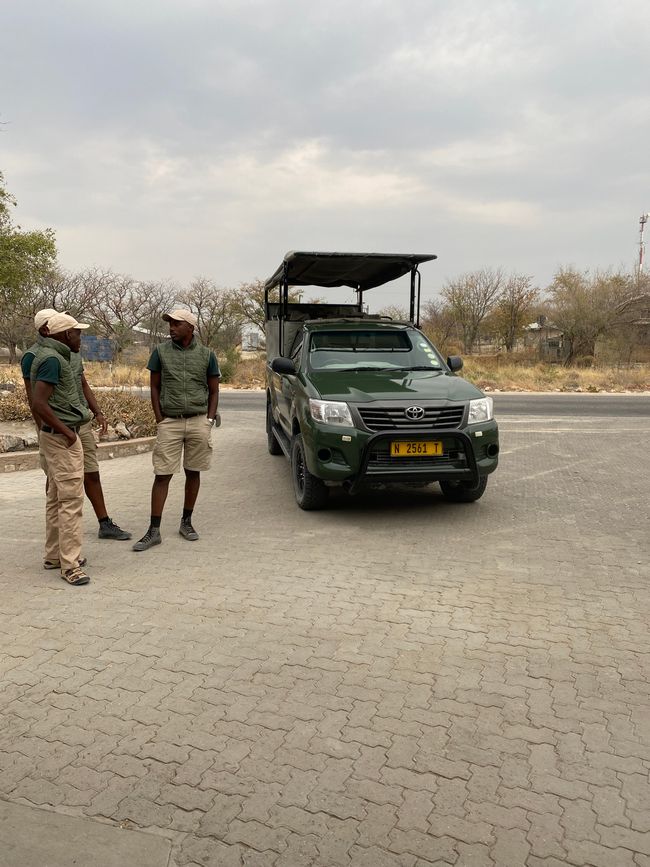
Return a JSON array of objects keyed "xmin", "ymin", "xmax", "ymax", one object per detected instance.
[{"xmin": 358, "ymin": 404, "xmax": 464, "ymax": 432}]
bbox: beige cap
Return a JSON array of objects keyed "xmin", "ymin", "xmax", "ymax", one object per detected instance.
[
  {"xmin": 34, "ymin": 308, "xmax": 58, "ymax": 330},
  {"xmin": 163, "ymin": 309, "xmax": 198, "ymax": 328},
  {"xmin": 47, "ymin": 312, "xmax": 90, "ymax": 335}
]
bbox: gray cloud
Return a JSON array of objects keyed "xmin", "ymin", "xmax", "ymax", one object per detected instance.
[{"xmin": 2, "ymin": 0, "xmax": 648, "ymax": 309}]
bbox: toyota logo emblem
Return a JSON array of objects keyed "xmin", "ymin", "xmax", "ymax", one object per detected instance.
[{"xmin": 405, "ymin": 405, "xmax": 425, "ymax": 420}]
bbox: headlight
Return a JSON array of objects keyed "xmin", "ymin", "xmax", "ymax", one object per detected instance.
[
  {"xmin": 468, "ymin": 397, "xmax": 494, "ymax": 424},
  {"xmin": 309, "ymin": 399, "xmax": 354, "ymax": 427}
]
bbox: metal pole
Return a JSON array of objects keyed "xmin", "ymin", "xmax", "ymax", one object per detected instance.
[{"xmin": 639, "ymin": 213, "xmax": 649, "ymax": 278}]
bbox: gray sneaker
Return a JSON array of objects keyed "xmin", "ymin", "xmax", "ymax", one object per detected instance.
[
  {"xmin": 179, "ymin": 521, "xmax": 199, "ymax": 541},
  {"xmin": 98, "ymin": 519, "xmax": 132, "ymax": 541},
  {"xmin": 132, "ymin": 528, "xmax": 162, "ymax": 552}
]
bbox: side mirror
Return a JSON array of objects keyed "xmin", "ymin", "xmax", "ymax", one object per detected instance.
[
  {"xmin": 447, "ymin": 355, "xmax": 463, "ymax": 372},
  {"xmin": 271, "ymin": 357, "xmax": 297, "ymax": 375}
]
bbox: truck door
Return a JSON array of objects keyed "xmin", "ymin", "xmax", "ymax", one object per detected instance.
[{"xmin": 277, "ymin": 337, "xmax": 303, "ymax": 434}]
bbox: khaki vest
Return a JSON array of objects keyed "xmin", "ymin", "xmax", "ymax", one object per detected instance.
[
  {"xmin": 157, "ymin": 338, "xmax": 212, "ymax": 416},
  {"xmin": 30, "ymin": 338, "xmax": 91, "ymax": 427}
]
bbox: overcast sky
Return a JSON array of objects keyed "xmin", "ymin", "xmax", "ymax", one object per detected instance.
[{"xmin": 2, "ymin": 0, "xmax": 649, "ymax": 309}]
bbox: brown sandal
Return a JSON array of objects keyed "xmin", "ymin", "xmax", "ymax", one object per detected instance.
[{"xmin": 61, "ymin": 567, "xmax": 90, "ymax": 586}]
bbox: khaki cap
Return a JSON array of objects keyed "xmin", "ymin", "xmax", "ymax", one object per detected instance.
[
  {"xmin": 47, "ymin": 312, "xmax": 91, "ymax": 335},
  {"xmin": 163, "ymin": 309, "xmax": 198, "ymax": 328},
  {"xmin": 34, "ymin": 308, "xmax": 58, "ymax": 330}
]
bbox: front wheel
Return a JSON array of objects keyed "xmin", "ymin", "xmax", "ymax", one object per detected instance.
[
  {"xmin": 440, "ymin": 475, "xmax": 488, "ymax": 503},
  {"xmin": 291, "ymin": 434, "xmax": 328, "ymax": 510},
  {"xmin": 266, "ymin": 400, "xmax": 283, "ymax": 455}
]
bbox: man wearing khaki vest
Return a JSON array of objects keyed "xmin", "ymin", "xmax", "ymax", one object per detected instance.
[
  {"xmin": 30, "ymin": 313, "xmax": 93, "ymax": 585},
  {"xmin": 133, "ymin": 309, "xmax": 221, "ymax": 552},
  {"xmin": 21, "ymin": 308, "xmax": 131, "ymax": 542}
]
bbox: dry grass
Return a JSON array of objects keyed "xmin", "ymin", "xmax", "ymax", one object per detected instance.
[
  {"xmin": 461, "ymin": 356, "xmax": 650, "ymax": 393},
  {"xmin": 2, "ymin": 355, "xmax": 649, "ymax": 395},
  {"xmin": 85, "ymin": 362, "xmax": 150, "ymax": 387},
  {"xmin": 0, "ymin": 385, "xmax": 156, "ymax": 434},
  {"xmin": 229, "ymin": 356, "xmax": 266, "ymax": 389}
]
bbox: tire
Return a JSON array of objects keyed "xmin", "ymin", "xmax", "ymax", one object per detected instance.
[
  {"xmin": 266, "ymin": 400, "xmax": 283, "ymax": 455},
  {"xmin": 291, "ymin": 433, "xmax": 329, "ymax": 510},
  {"xmin": 439, "ymin": 475, "xmax": 488, "ymax": 503}
]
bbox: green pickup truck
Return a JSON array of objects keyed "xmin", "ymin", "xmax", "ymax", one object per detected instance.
[{"xmin": 264, "ymin": 252, "xmax": 499, "ymax": 509}]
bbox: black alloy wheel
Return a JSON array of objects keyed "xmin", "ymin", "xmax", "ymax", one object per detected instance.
[{"xmin": 291, "ymin": 433, "xmax": 328, "ymax": 510}]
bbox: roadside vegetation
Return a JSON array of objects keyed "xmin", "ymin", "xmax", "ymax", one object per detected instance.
[{"xmin": 1, "ymin": 171, "xmax": 649, "ymax": 416}]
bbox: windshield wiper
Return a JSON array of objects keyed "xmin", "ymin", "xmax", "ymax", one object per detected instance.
[
  {"xmin": 389, "ymin": 366, "xmax": 442, "ymax": 372},
  {"xmin": 327, "ymin": 366, "xmax": 394, "ymax": 373}
]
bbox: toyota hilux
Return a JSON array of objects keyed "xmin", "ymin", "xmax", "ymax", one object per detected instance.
[{"xmin": 264, "ymin": 252, "xmax": 499, "ymax": 510}]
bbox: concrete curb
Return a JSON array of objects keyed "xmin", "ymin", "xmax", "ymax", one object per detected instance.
[
  {"xmin": 0, "ymin": 436, "xmax": 155, "ymax": 473},
  {"xmin": 0, "ymin": 799, "xmax": 172, "ymax": 867}
]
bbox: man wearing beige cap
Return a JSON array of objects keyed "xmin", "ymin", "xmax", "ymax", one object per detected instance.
[
  {"xmin": 21, "ymin": 308, "xmax": 131, "ymax": 542},
  {"xmin": 30, "ymin": 312, "xmax": 93, "ymax": 585},
  {"xmin": 133, "ymin": 309, "xmax": 221, "ymax": 552}
]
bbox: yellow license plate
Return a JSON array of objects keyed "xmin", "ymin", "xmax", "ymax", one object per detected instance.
[{"xmin": 390, "ymin": 441, "xmax": 443, "ymax": 457}]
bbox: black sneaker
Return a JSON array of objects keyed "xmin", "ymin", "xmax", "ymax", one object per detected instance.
[
  {"xmin": 132, "ymin": 528, "xmax": 162, "ymax": 552},
  {"xmin": 179, "ymin": 521, "xmax": 199, "ymax": 541},
  {"xmin": 99, "ymin": 519, "xmax": 132, "ymax": 541}
]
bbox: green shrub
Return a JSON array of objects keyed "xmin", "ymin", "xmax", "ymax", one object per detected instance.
[{"xmin": 218, "ymin": 348, "xmax": 241, "ymax": 383}]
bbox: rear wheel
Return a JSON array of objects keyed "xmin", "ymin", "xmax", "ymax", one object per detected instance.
[
  {"xmin": 266, "ymin": 400, "xmax": 283, "ymax": 455},
  {"xmin": 291, "ymin": 434, "xmax": 328, "ymax": 510},
  {"xmin": 440, "ymin": 475, "xmax": 488, "ymax": 503}
]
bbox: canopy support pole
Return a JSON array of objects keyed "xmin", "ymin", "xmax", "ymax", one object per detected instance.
[
  {"xmin": 280, "ymin": 261, "xmax": 289, "ymax": 356},
  {"xmin": 409, "ymin": 267, "xmax": 422, "ymax": 327}
]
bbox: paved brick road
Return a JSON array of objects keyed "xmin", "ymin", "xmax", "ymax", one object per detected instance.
[{"xmin": 0, "ymin": 409, "xmax": 649, "ymax": 866}]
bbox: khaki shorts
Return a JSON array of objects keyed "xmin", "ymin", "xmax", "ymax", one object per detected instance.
[
  {"xmin": 38, "ymin": 421, "xmax": 99, "ymax": 474},
  {"xmin": 78, "ymin": 421, "xmax": 99, "ymax": 473},
  {"xmin": 152, "ymin": 415, "xmax": 213, "ymax": 476}
]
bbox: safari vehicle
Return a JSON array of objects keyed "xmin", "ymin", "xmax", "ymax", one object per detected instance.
[{"xmin": 264, "ymin": 252, "xmax": 499, "ymax": 510}]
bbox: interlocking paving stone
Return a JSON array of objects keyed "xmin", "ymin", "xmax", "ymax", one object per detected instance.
[{"xmin": 0, "ymin": 407, "xmax": 649, "ymax": 866}]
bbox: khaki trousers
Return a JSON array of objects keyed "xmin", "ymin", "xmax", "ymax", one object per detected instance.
[{"xmin": 39, "ymin": 431, "xmax": 84, "ymax": 572}]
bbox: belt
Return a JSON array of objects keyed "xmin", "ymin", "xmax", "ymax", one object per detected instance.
[
  {"xmin": 41, "ymin": 424, "xmax": 80, "ymax": 434},
  {"xmin": 165, "ymin": 412, "xmax": 203, "ymax": 419}
]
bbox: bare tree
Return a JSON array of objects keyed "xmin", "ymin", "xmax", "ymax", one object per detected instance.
[
  {"xmin": 441, "ymin": 268, "xmax": 504, "ymax": 353},
  {"xmin": 84, "ymin": 269, "xmax": 153, "ymax": 354},
  {"xmin": 230, "ymin": 279, "xmax": 304, "ymax": 335},
  {"xmin": 376, "ymin": 305, "xmax": 409, "ymax": 321},
  {"xmin": 35, "ymin": 268, "xmax": 96, "ymax": 319},
  {"xmin": 419, "ymin": 299, "xmax": 459, "ymax": 354},
  {"xmin": 137, "ymin": 280, "xmax": 177, "ymax": 348},
  {"xmin": 492, "ymin": 273, "xmax": 539, "ymax": 352},
  {"xmin": 178, "ymin": 278, "xmax": 244, "ymax": 352},
  {"xmin": 549, "ymin": 268, "xmax": 650, "ymax": 364}
]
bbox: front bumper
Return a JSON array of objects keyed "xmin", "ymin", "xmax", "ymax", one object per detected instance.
[{"xmin": 301, "ymin": 415, "xmax": 499, "ymax": 490}]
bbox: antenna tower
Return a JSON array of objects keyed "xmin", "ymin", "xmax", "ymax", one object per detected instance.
[{"xmin": 639, "ymin": 213, "xmax": 650, "ymax": 278}]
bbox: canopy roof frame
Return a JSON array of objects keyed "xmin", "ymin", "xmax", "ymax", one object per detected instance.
[{"xmin": 264, "ymin": 251, "xmax": 437, "ymax": 356}]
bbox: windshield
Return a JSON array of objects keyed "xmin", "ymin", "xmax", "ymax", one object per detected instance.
[{"xmin": 308, "ymin": 329, "xmax": 444, "ymax": 372}]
